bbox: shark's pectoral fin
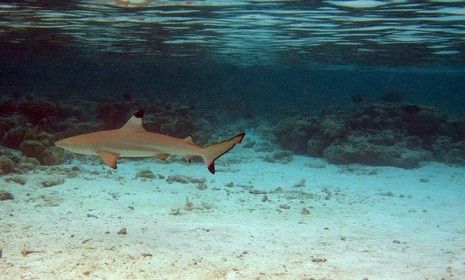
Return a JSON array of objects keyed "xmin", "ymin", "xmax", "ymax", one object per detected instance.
[
  {"xmin": 183, "ymin": 155, "xmax": 193, "ymax": 163},
  {"xmin": 155, "ymin": 153, "xmax": 170, "ymax": 161},
  {"xmin": 97, "ymin": 151, "xmax": 118, "ymax": 169}
]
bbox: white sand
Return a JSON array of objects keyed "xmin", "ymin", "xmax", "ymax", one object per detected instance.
[{"xmin": 1, "ymin": 132, "xmax": 465, "ymax": 279}]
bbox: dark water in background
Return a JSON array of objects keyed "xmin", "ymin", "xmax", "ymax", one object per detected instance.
[{"xmin": 1, "ymin": 0, "xmax": 465, "ymax": 117}]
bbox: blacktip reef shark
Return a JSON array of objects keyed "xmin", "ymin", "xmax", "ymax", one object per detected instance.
[{"xmin": 55, "ymin": 110, "xmax": 245, "ymax": 174}]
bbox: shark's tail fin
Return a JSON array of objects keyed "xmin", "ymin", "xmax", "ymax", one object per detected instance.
[{"xmin": 202, "ymin": 132, "xmax": 245, "ymax": 174}]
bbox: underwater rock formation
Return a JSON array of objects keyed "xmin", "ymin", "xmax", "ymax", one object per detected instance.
[
  {"xmin": 275, "ymin": 103, "xmax": 465, "ymax": 168},
  {"xmin": 263, "ymin": 150, "xmax": 294, "ymax": 163},
  {"xmin": 323, "ymin": 134, "xmax": 433, "ymax": 168},
  {"xmin": 97, "ymin": 102, "xmax": 130, "ymax": 129},
  {"xmin": 0, "ymin": 147, "xmax": 40, "ymax": 174},
  {"xmin": 0, "ymin": 156, "xmax": 16, "ymax": 174},
  {"xmin": 1, "ymin": 96, "xmax": 200, "ymax": 171},
  {"xmin": 144, "ymin": 102, "xmax": 197, "ymax": 138},
  {"xmin": 0, "ymin": 190, "xmax": 14, "ymax": 201},
  {"xmin": 0, "ymin": 99, "xmax": 83, "ymax": 168}
]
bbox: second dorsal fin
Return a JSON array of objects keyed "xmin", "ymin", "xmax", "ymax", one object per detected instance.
[
  {"xmin": 121, "ymin": 110, "xmax": 146, "ymax": 132},
  {"xmin": 183, "ymin": 136, "xmax": 194, "ymax": 144}
]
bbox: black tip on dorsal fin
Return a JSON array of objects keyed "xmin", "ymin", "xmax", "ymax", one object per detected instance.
[{"xmin": 134, "ymin": 109, "xmax": 144, "ymax": 118}]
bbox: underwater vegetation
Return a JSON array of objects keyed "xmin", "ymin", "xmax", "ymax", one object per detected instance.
[{"xmin": 276, "ymin": 102, "xmax": 465, "ymax": 168}]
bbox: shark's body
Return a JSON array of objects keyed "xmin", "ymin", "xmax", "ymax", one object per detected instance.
[{"xmin": 55, "ymin": 110, "xmax": 244, "ymax": 174}]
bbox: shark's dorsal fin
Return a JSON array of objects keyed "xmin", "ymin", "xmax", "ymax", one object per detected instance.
[
  {"xmin": 97, "ymin": 151, "xmax": 118, "ymax": 169},
  {"xmin": 183, "ymin": 136, "xmax": 194, "ymax": 144},
  {"xmin": 121, "ymin": 110, "xmax": 146, "ymax": 132}
]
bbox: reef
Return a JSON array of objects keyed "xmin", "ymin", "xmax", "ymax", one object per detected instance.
[
  {"xmin": 0, "ymin": 97, "xmax": 201, "ymax": 173},
  {"xmin": 0, "ymin": 190, "xmax": 14, "ymax": 201},
  {"xmin": 41, "ymin": 177, "xmax": 65, "ymax": 188},
  {"xmin": 0, "ymin": 98, "xmax": 79, "ymax": 166},
  {"xmin": 135, "ymin": 169, "xmax": 156, "ymax": 179},
  {"xmin": 0, "ymin": 147, "xmax": 40, "ymax": 174},
  {"xmin": 263, "ymin": 150, "xmax": 294, "ymax": 163},
  {"xmin": 275, "ymin": 103, "xmax": 465, "ymax": 168},
  {"xmin": 144, "ymin": 102, "xmax": 197, "ymax": 138}
]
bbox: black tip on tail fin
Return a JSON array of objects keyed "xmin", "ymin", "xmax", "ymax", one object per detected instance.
[
  {"xmin": 237, "ymin": 132, "xmax": 245, "ymax": 143},
  {"xmin": 134, "ymin": 109, "xmax": 144, "ymax": 118},
  {"xmin": 208, "ymin": 163, "xmax": 215, "ymax": 174},
  {"xmin": 203, "ymin": 132, "xmax": 245, "ymax": 175}
]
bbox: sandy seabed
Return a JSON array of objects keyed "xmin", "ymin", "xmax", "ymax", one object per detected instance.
[{"xmin": 1, "ymin": 132, "xmax": 465, "ymax": 280}]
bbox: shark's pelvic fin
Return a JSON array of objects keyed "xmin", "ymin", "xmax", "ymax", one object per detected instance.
[
  {"xmin": 156, "ymin": 153, "xmax": 170, "ymax": 161},
  {"xmin": 182, "ymin": 136, "xmax": 194, "ymax": 162},
  {"xmin": 121, "ymin": 109, "xmax": 146, "ymax": 132},
  {"xmin": 202, "ymin": 132, "xmax": 245, "ymax": 174},
  {"xmin": 97, "ymin": 151, "xmax": 118, "ymax": 169},
  {"xmin": 183, "ymin": 155, "xmax": 193, "ymax": 163}
]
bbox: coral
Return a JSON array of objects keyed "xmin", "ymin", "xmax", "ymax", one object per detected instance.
[
  {"xmin": 319, "ymin": 111, "xmax": 348, "ymax": 139},
  {"xmin": 41, "ymin": 146, "xmax": 66, "ymax": 165},
  {"xmin": 166, "ymin": 175, "xmax": 206, "ymax": 189},
  {"xmin": 431, "ymin": 136, "xmax": 453, "ymax": 157},
  {"xmin": 400, "ymin": 105, "xmax": 446, "ymax": 136},
  {"xmin": 96, "ymin": 102, "xmax": 129, "ymax": 129},
  {"xmin": 292, "ymin": 179, "xmax": 306, "ymax": 188},
  {"xmin": 144, "ymin": 102, "xmax": 197, "ymax": 138},
  {"xmin": 275, "ymin": 102, "xmax": 463, "ymax": 168},
  {"xmin": 5, "ymin": 176, "xmax": 26, "ymax": 185},
  {"xmin": 0, "ymin": 100, "xmax": 16, "ymax": 116},
  {"xmin": 19, "ymin": 140, "xmax": 47, "ymax": 159},
  {"xmin": 0, "ymin": 147, "xmax": 40, "ymax": 174},
  {"xmin": 263, "ymin": 150, "xmax": 294, "ymax": 163},
  {"xmin": 301, "ymin": 207, "xmax": 310, "ymax": 215},
  {"xmin": 18, "ymin": 140, "xmax": 65, "ymax": 165},
  {"xmin": 3, "ymin": 127, "xmax": 26, "ymax": 148},
  {"xmin": 306, "ymin": 138, "xmax": 328, "ymax": 157},
  {"xmin": 17, "ymin": 157, "xmax": 40, "ymax": 173},
  {"xmin": 445, "ymin": 118, "xmax": 465, "ymax": 142},
  {"xmin": 323, "ymin": 134, "xmax": 432, "ymax": 168},
  {"xmin": 23, "ymin": 128, "xmax": 53, "ymax": 143},
  {"xmin": 136, "ymin": 169, "xmax": 156, "ymax": 179},
  {"xmin": 444, "ymin": 149, "xmax": 465, "ymax": 164},
  {"xmin": 441, "ymin": 140, "xmax": 465, "ymax": 164},
  {"xmin": 275, "ymin": 117, "xmax": 318, "ymax": 153},
  {"xmin": 0, "ymin": 117, "xmax": 18, "ymax": 139},
  {"xmin": 18, "ymin": 100, "xmax": 59, "ymax": 124},
  {"xmin": 0, "ymin": 190, "xmax": 14, "ymax": 201},
  {"xmin": 0, "ymin": 156, "xmax": 16, "ymax": 174},
  {"xmin": 41, "ymin": 177, "xmax": 65, "ymax": 188}
]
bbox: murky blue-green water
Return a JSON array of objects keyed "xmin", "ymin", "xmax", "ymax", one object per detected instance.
[
  {"xmin": 1, "ymin": 0, "xmax": 465, "ymax": 65},
  {"xmin": 1, "ymin": 2, "xmax": 465, "ymax": 279}
]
